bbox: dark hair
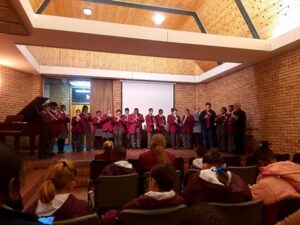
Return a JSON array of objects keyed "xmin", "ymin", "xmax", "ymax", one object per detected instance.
[
  {"xmin": 96, "ymin": 110, "xmax": 101, "ymax": 114},
  {"xmin": 203, "ymin": 151, "xmax": 228, "ymax": 185},
  {"xmin": 116, "ymin": 109, "xmax": 121, "ymax": 113},
  {"xmin": 149, "ymin": 108, "xmax": 153, "ymax": 112},
  {"xmin": 49, "ymin": 102, "xmax": 58, "ymax": 108},
  {"xmin": 0, "ymin": 144, "xmax": 22, "ymax": 198},
  {"xmin": 171, "ymin": 108, "xmax": 174, "ymax": 112},
  {"xmin": 185, "ymin": 108, "xmax": 190, "ymax": 113},
  {"xmin": 134, "ymin": 108, "xmax": 138, "ymax": 111},
  {"xmin": 159, "ymin": 109, "xmax": 163, "ymax": 113},
  {"xmin": 125, "ymin": 108, "xmax": 129, "ymax": 112},
  {"xmin": 173, "ymin": 108, "xmax": 177, "ymax": 112},
  {"xmin": 205, "ymin": 102, "xmax": 211, "ymax": 107},
  {"xmin": 150, "ymin": 164, "xmax": 176, "ymax": 192},
  {"xmin": 253, "ymin": 147, "xmax": 277, "ymax": 166},
  {"xmin": 178, "ymin": 203, "xmax": 228, "ymax": 225},
  {"xmin": 60, "ymin": 104, "xmax": 66, "ymax": 110},
  {"xmin": 228, "ymin": 105, "xmax": 234, "ymax": 109},
  {"xmin": 111, "ymin": 146, "xmax": 127, "ymax": 162},
  {"xmin": 82, "ymin": 105, "xmax": 88, "ymax": 111},
  {"xmin": 221, "ymin": 107, "xmax": 227, "ymax": 112},
  {"xmin": 195, "ymin": 146, "xmax": 207, "ymax": 158}
]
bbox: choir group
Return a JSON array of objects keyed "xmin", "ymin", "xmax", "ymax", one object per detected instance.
[{"xmin": 38, "ymin": 101, "xmax": 246, "ymax": 159}]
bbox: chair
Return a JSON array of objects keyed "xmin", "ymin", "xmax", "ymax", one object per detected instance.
[
  {"xmin": 275, "ymin": 153, "xmax": 290, "ymax": 162},
  {"xmin": 54, "ymin": 213, "xmax": 100, "ymax": 225},
  {"xmin": 89, "ymin": 160, "xmax": 112, "ymax": 184},
  {"xmin": 175, "ymin": 157, "xmax": 184, "ymax": 175},
  {"xmin": 128, "ymin": 158, "xmax": 139, "ymax": 169},
  {"xmin": 183, "ymin": 169, "xmax": 201, "ymax": 187},
  {"xmin": 188, "ymin": 157, "xmax": 196, "ymax": 166},
  {"xmin": 95, "ymin": 173, "xmax": 138, "ymax": 213},
  {"xmin": 142, "ymin": 170, "xmax": 182, "ymax": 193},
  {"xmin": 118, "ymin": 204, "xmax": 187, "ymax": 225},
  {"xmin": 228, "ymin": 166, "xmax": 258, "ymax": 185},
  {"xmin": 276, "ymin": 197, "xmax": 300, "ymax": 222},
  {"xmin": 223, "ymin": 155, "xmax": 241, "ymax": 167},
  {"xmin": 209, "ymin": 200, "xmax": 264, "ymax": 225},
  {"xmin": 292, "ymin": 153, "xmax": 300, "ymax": 164},
  {"xmin": 245, "ymin": 155, "xmax": 256, "ymax": 166}
]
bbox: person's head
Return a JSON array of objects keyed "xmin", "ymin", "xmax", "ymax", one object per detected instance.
[
  {"xmin": 158, "ymin": 109, "xmax": 163, "ymax": 115},
  {"xmin": 221, "ymin": 107, "xmax": 227, "ymax": 114},
  {"xmin": 103, "ymin": 140, "xmax": 113, "ymax": 153},
  {"xmin": 203, "ymin": 150, "xmax": 229, "ymax": 185},
  {"xmin": 170, "ymin": 108, "xmax": 174, "ymax": 113},
  {"xmin": 115, "ymin": 109, "xmax": 121, "ymax": 116},
  {"xmin": 49, "ymin": 102, "xmax": 58, "ymax": 111},
  {"xmin": 228, "ymin": 105, "xmax": 234, "ymax": 112},
  {"xmin": 39, "ymin": 159, "xmax": 77, "ymax": 204},
  {"xmin": 111, "ymin": 146, "xmax": 127, "ymax": 162},
  {"xmin": 82, "ymin": 105, "xmax": 89, "ymax": 113},
  {"xmin": 178, "ymin": 203, "xmax": 228, "ymax": 225},
  {"xmin": 150, "ymin": 134, "xmax": 170, "ymax": 165},
  {"xmin": 43, "ymin": 103, "xmax": 50, "ymax": 112},
  {"xmin": 148, "ymin": 164, "xmax": 176, "ymax": 192},
  {"xmin": 134, "ymin": 108, "xmax": 139, "ymax": 114},
  {"xmin": 185, "ymin": 108, "xmax": 190, "ymax": 114},
  {"xmin": 125, "ymin": 108, "xmax": 129, "ymax": 114},
  {"xmin": 233, "ymin": 103, "xmax": 241, "ymax": 111},
  {"xmin": 173, "ymin": 108, "xmax": 177, "ymax": 115},
  {"xmin": 96, "ymin": 110, "xmax": 102, "ymax": 117},
  {"xmin": 253, "ymin": 147, "xmax": 277, "ymax": 170},
  {"xmin": 0, "ymin": 144, "xmax": 23, "ymax": 211},
  {"xmin": 60, "ymin": 104, "xmax": 66, "ymax": 112},
  {"xmin": 195, "ymin": 145, "xmax": 207, "ymax": 158},
  {"xmin": 205, "ymin": 103, "xmax": 212, "ymax": 111},
  {"xmin": 76, "ymin": 109, "xmax": 81, "ymax": 116},
  {"xmin": 149, "ymin": 108, "xmax": 153, "ymax": 115},
  {"xmin": 107, "ymin": 107, "xmax": 111, "ymax": 114}
]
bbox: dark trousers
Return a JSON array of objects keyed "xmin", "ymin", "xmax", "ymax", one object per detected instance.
[
  {"xmin": 94, "ymin": 136, "xmax": 102, "ymax": 150},
  {"xmin": 216, "ymin": 125, "xmax": 226, "ymax": 151},
  {"xmin": 114, "ymin": 127, "xmax": 123, "ymax": 147},
  {"xmin": 170, "ymin": 132, "xmax": 180, "ymax": 149},
  {"xmin": 131, "ymin": 127, "xmax": 141, "ymax": 148},
  {"xmin": 234, "ymin": 132, "xmax": 245, "ymax": 155},
  {"xmin": 202, "ymin": 128, "xmax": 213, "ymax": 149},
  {"xmin": 182, "ymin": 133, "xmax": 192, "ymax": 149},
  {"xmin": 39, "ymin": 130, "xmax": 54, "ymax": 158},
  {"xmin": 72, "ymin": 132, "xmax": 83, "ymax": 151},
  {"xmin": 57, "ymin": 138, "xmax": 65, "ymax": 153},
  {"xmin": 193, "ymin": 133, "xmax": 202, "ymax": 147}
]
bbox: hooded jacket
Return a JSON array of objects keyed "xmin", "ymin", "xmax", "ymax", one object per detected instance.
[{"xmin": 251, "ymin": 161, "xmax": 300, "ymax": 205}]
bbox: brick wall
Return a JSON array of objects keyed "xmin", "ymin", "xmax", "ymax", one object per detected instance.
[
  {"xmin": 0, "ymin": 66, "xmax": 43, "ymax": 122},
  {"xmin": 195, "ymin": 47, "xmax": 300, "ymax": 154}
]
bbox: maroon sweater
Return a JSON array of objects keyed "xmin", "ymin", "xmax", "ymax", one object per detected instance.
[
  {"xmin": 26, "ymin": 194, "xmax": 93, "ymax": 221},
  {"xmin": 101, "ymin": 163, "xmax": 136, "ymax": 176},
  {"xmin": 181, "ymin": 173, "xmax": 252, "ymax": 205}
]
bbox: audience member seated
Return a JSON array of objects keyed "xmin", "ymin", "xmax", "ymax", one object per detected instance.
[
  {"xmin": 181, "ymin": 150, "xmax": 252, "ymax": 205},
  {"xmin": 178, "ymin": 203, "xmax": 228, "ymax": 225},
  {"xmin": 101, "ymin": 146, "xmax": 136, "ymax": 176},
  {"xmin": 27, "ymin": 159, "xmax": 93, "ymax": 221},
  {"xmin": 275, "ymin": 210, "xmax": 300, "ymax": 225},
  {"xmin": 102, "ymin": 164, "xmax": 185, "ymax": 225},
  {"xmin": 190, "ymin": 145, "xmax": 207, "ymax": 169},
  {"xmin": 0, "ymin": 144, "xmax": 41, "ymax": 225},
  {"xmin": 138, "ymin": 134, "xmax": 176, "ymax": 173},
  {"xmin": 250, "ymin": 147, "xmax": 300, "ymax": 205},
  {"xmin": 94, "ymin": 141, "xmax": 113, "ymax": 160}
]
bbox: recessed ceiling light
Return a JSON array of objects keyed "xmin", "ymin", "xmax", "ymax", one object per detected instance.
[
  {"xmin": 153, "ymin": 13, "xmax": 165, "ymax": 25},
  {"xmin": 83, "ymin": 8, "xmax": 92, "ymax": 16}
]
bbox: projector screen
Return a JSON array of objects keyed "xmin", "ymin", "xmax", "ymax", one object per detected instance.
[{"xmin": 122, "ymin": 81, "xmax": 174, "ymax": 127}]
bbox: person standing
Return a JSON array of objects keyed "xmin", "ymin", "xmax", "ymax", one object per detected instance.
[
  {"xmin": 233, "ymin": 104, "xmax": 246, "ymax": 155},
  {"xmin": 80, "ymin": 105, "xmax": 92, "ymax": 151},
  {"xmin": 57, "ymin": 105, "xmax": 70, "ymax": 154},
  {"xmin": 182, "ymin": 109, "xmax": 195, "ymax": 149},
  {"xmin": 71, "ymin": 109, "xmax": 83, "ymax": 152},
  {"xmin": 192, "ymin": 107, "xmax": 201, "ymax": 148},
  {"xmin": 225, "ymin": 105, "xmax": 236, "ymax": 153},
  {"xmin": 168, "ymin": 108, "xmax": 181, "ymax": 149},
  {"xmin": 128, "ymin": 108, "xmax": 144, "ymax": 149},
  {"xmin": 123, "ymin": 108, "xmax": 131, "ymax": 148},
  {"xmin": 199, "ymin": 103, "xmax": 216, "ymax": 150},
  {"xmin": 155, "ymin": 109, "xmax": 166, "ymax": 134},
  {"xmin": 215, "ymin": 107, "xmax": 227, "ymax": 152},
  {"xmin": 166, "ymin": 108, "xmax": 175, "ymax": 147},
  {"xmin": 145, "ymin": 108, "xmax": 156, "ymax": 148},
  {"xmin": 101, "ymin": 108, "xmax": 114, "ymax": 142},
  {"xmin": 112, "ymin": 109, "xmax": 126, "ymax": 147},
  {"xmin": 92, "ymin": 110, "xmax": 102, "ymax": 150}
]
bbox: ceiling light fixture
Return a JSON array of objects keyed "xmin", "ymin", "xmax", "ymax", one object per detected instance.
[
  {"xmin": 153, "ymin": 13, "xmax": 165, "ymax": 25},
  {"xmin": 83, "ymin": 8, "xmax": 92, "ymax": 16}
]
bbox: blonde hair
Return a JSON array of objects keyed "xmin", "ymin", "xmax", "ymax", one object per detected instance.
[
  {"xmin": 103, "ymin": 141, "xmax": 113, "ymax": 153},
  {"xmin": 39, "ymin": 159, "xmax": 77, "ymax": 204},
  {"xmin": 150, "ymin": 134, "xmax": 171, "ymax": 165}
]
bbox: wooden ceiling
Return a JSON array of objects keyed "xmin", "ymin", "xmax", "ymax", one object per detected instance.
[{"xmin": 0, "ymin": 0, "xmax": 29, "ymax": 35}]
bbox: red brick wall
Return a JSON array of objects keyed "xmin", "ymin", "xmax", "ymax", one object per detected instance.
[
  {"xmin": 0, "ymin": 66, "xmax": 43, "ymax": 122},
  {"xmin": 195, "ymin": 47, "xmax": 300, "ymax": 154}
]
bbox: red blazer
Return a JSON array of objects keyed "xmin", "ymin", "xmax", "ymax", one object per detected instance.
[
  {"xmin": 155, "ymin": 114, "xmax": 166, "ymax": 133},
  {"xmin": 92, "ymin": 116, "xmax": 102, "ymax": 129},
  {"xmin": 101, "ymin": 114, "xmax": 114, "ymax": 132},
  {"xmin": 122, "ymin": 114, "xmax": 130, "ymax": 133},
  {"xmin": 112, "ymin": 116, "xmax": 126, "ymax": 133},
  {"xmin": 71, "ymin": 116, "xmax": 82, "ymax": 133},
  {"xmin": 145, "ymin": 114, "xmax": 155, "ymax": 133},
  {"xmin": 79, "ymin": 112, "xmax": 92, "ymax": 132},
  {"xmin": 168, "ymin": 115, "xmax": 181, "ymax": 133},
  {"xmin": 57, "ymin": 111, "xmax": 70, "ymax": 135},
  {"xmin": 182, "ymin": 114, "xmax": 195, "ymax": 133},
  {"xmin": 127, "ymin": 113, "xmax": 145, "ymax": 135}
]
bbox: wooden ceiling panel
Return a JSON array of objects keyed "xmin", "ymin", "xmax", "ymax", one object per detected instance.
[
  {"xmin": 243, "ymin": 0, "xmax": 300, "ymax": 39},
  {"xmin": 28, "ymin": 0, "xmax": 45, "ymax": 12},
  {"xmin": 27, "ymin": 46, "xmax": 203, "ymax": 75},
  {"xmin": 195, "ymin": 61, "xmax": 219, "ymax": 72}
]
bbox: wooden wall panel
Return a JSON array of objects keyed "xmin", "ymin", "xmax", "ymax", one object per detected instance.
[
  {"xmin": 90, "ymin": 79, "xmax": 113, "ymax": 114},
  {"xmin": 27, "ymin": 46, "xmax": 202, "ymax": 75}
]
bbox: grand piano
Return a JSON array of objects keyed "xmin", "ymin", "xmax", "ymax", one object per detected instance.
[{"xmin": 0, "ymin": 97, "xmax": 48, "ymax": 154}]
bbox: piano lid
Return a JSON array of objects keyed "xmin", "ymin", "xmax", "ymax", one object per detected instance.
[{"xmin": 18, "ymin": 97, "xmax": 49, "ymax": 122}]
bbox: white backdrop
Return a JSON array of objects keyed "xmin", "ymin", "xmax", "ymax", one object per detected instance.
[{"xmin": 122, "ymin": 81, "xmax": 174, "ymax": 126}]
